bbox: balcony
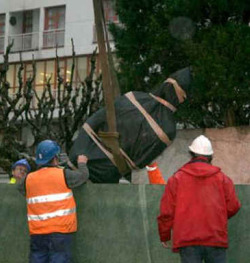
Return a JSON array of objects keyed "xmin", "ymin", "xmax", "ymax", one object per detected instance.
[
  {"xmin": 0, "ymin": 36, "xmax": 4, "ymax": 53},
  {"xmin": 43, "ymin": 29, "xmax": 65, "ymax": 48},
  {"xmin": 8, "ymin": 32, "xmax": 39, "ymax": 53}
]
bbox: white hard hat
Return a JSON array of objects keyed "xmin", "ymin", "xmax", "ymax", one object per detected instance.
[{"xmin": 188, "ymin": 135, "xmax": 213, "ymax": 156}]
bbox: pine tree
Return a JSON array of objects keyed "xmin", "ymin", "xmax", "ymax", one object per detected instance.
[{"xmin": 110, "ymin": 0, "xmax": 250, "ymax": 127}]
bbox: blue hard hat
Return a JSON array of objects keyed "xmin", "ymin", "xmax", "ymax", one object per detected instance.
[
  {"xmin": 12, "ymin": 159, "xmax": 31, "ymax": 173},
  {"xmin": 35, "ymin": 140, "xmax": 61, "ymax": 165}
]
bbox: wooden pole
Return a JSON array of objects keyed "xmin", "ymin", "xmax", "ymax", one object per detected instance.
[
  {"xmin": 93, "ymin": 0, "xmax": 116, "ymax": 131},
  {"xmin": 92, "ymin": 0, "xmax": 128, "ymax": 175}
]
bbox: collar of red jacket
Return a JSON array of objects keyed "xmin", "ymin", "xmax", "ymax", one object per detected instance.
[{"xmin": 180, "ymin": 157, "xmax": 221, "ymax": 177}]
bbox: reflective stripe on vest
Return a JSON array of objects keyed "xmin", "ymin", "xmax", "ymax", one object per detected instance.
[
  {"xmin": 28, "ymin": 207, "xmax": 76, "ymax": 221},
  {"xmin": 146, "ymin": 166, "xmax": 157, "ymax": 172},
  {"xmin": 26, "ymin": 192, "xmax": 73, "ymax": 204}
]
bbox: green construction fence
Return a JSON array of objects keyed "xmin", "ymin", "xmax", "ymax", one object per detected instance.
[{"xmin": 0, "ymin": 184, "xmax": 248, "ymax": 263}]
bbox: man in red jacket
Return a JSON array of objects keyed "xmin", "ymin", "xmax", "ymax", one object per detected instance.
[{"xmin": 157, "ymin": 135, "xmax": 241, "ymax": 263}]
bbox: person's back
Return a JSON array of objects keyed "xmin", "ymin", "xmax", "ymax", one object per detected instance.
[
  {"xmin": 157, "ymin": 135, "xmax": 241, "ymax": 263},
  {"xmin": 26, "ymin": 166, "xmax": 77, "ymax": 235},
  {"xmin": 19, "ymin": 140, "xmax": 89, "ymax": 263},
  {"xmin": 169, "ymin": 157, "xmax": 240, "ymax": 251}
]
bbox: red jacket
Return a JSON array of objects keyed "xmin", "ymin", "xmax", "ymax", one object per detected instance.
[{"xmin": 157, "ymin": 157, "xmax": 241, "ymax": 252}]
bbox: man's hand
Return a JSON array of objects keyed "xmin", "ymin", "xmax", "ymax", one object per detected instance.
[
  {"xmin": 77, "ymin": 155, "xmax": 88, "ymax": 164},
  {"xmin": 161, "ymin": 241, "xmax": 172, "ymax": 249}
]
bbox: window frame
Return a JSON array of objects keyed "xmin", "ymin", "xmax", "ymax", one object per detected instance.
[
  {"xmin": 103, "ymin": 0, "xmax": 118, "ymax": 23},
  {"xmin": 44, "ymin": 5, "xmax": 66, "ymax": 31},
  {"xmin": 0, "ymin": 13, "xmax": 5, "ymax": 54},
  {"xmin": 23, "ymin": 10, "xmax": 33, "ymax": 34}
]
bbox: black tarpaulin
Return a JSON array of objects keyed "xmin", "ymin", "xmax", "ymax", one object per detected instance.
[{"xmin": 69, "ymin": 67, "xmax": 192, "ymax": 183}]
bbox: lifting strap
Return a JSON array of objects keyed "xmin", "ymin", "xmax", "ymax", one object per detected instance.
[
  {"xmin": 149, "ymin": 78, "xmax": 186, "ymax": 112},
  {"xmin": 83, "ymin": 123, "xmax": 138, "ymax": 170},
  {"xmin": 149, "ymin": 93, "xmax": 177, "ymax": 112},
  {"xmin": 165, "ymin": 78, "xmax": 187, "ymax": 103},
  {"xmin": 125, "ymin": 92, "xmax": 171, "ymax": 146}
]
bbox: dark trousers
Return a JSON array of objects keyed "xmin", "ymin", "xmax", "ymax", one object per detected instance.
[
  {"xmin": 29, "ymin": 233, "xmax": 73, "ymax": 263},
  {"xmin": 180, "ymin": 246, "xmax": 226, "ymax": 263}
]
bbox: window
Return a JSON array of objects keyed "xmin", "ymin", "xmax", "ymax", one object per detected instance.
[
  {"xmin": 45, "ymin": 6, "xmax": 65, "ymax": 30},
  {"xmin": 6, "ymin": 56, "xmax": 91, "ymax": 108},
  {"xmin": 66, "ymin": 58, "xmax": 74, "ymax": 82},
  {"xmin": 25, "ymin": 63, "xmax": 34, "ymax": 81},
  {"xmin": 46, "ymin": 60, "xmax": 56, "ymax": 87},
  {"xmin": 0, "ymin": 14, "xmax": 5, "ymax": 35},
  {"xmin": 93, "ymin": 1, "xmax": 118, "ymax": 43},
  {"xmin": 8, "ymin": 10, "xmax": 39, "ymax": 52},
  {"xmin": 43, "ymin": 6, "xmax": 65, "ymax": 48},
  {"xmin": 103, "ymin": 0, "xmax": 118, "ymax": 23},
  {"xmin": 23, "ymin": 11, "xmax": 33, "ymax": 33},
  {"xmin": 14, "ymin": 64, "xmax": 24, "ymax": 88},
  {"xmin": 76, "ymin": 57, "xmax": 88, "ymax": 83},
  {"xmin": 58, "ymin": 59, "xmax": 66, "ymax": 80},
  {"xmin": 0, "ymin": 14, "xmax": 5, "ymax": 53},
  {"xmin": 7, "ymin": 65, "xmax": 15, "ymax": 89},
  {"xmin": 36, "ymin": 62, "xmax": 45, "ymax": 86}
]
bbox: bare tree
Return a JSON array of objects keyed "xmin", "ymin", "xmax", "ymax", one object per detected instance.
[
  {"xmin": 25, "ymin": 40, "xmax": 103, "ymax": 153},
  {"xmin": 0, "ymin": 40, "xmax": 103, "ymax": 173},
  {"xmin": 0, "ymin": 42, "xmax": 34, "ymax": 172}
]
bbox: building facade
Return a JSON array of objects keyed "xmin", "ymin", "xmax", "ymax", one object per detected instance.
[{"xmin": 0, "ymin": 0, "xmax": 117, "ymax": 102}]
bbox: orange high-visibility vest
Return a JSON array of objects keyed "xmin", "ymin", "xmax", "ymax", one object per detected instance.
[
  {"xmin": 146, "ymin": 162, "xmax": 166, "ymax": 184},
  {"xmin": 26, "ymin": 167, "xmax": 77, "ymax": 235}
]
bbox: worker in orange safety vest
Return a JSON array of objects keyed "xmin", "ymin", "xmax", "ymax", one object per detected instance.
[
  {"xmin": 18, "ymin": 140, "xmax": 89, "ymax": 263},
  {"xmin": 146, "ymin": 162, "xmax": 166, "ymax": 184}
]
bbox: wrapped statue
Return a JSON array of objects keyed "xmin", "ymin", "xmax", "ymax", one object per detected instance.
[{"xmin": 69, "ymin": 67, "xmax": 192, "ymax": 183}]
